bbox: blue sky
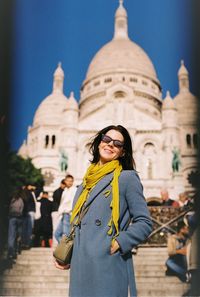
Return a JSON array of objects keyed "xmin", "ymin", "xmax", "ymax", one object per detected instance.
[{"xmin": 11, "ymin": 0, "xmax": 195, "ymax": 150}]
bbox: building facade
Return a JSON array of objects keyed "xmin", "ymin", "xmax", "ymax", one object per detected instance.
[{"xmin": 19, "ymin": 1, "xmax": 199, "ymax": 199}]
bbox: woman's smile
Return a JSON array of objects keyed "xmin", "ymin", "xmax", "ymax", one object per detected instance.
[{"xmin": 98, "ymin": 129, "xmax": 124, "ymax": 165}]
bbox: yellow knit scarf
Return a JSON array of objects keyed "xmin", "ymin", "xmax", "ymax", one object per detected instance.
[{"xmin": 70, "ymin": 160, "xmax": 122, "ymax": 237}]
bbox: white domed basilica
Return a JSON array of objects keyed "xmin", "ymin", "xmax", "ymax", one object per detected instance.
[{"xmin": 19, "ymin": 1, "xmax": 199, "ymax": 199}]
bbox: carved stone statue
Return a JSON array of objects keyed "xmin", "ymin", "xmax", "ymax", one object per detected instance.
[
  {"xmin": 172, "ymin": 148, "xmax": 181, "ymax": 173},
  {"xmin": 59, "ymin": 148, "xmax": 68, "ymax": 172},
  {"xmin": 44, "ymin": 171, "xmax": 55, "ymax": 186}
]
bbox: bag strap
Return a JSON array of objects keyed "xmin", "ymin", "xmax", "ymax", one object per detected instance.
[
  {"xmin": 32, "ymin": 191, "xmax": 38, "ymax": 204},
  {"xmin": 69, "ymin": 203, "xmax": 90, "ymax": 237}
]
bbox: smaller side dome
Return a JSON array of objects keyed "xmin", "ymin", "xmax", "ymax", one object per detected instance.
[
  {"xmin": 178, "ymin": 60, "xmax": 189, "ymax": 92},
  {"xmin": 163, "ymin": 91, "xmax": 176, "ymax": 110},
  {"xmin": 33, "ymin": 64, "xmax": 68, "ymax": 126},
  {"xmin": 174, "ymin": 61, "xmax": 198, "ymax": 125},
  {"xmin": 66, "ymin": 91, "xmax": 78, "ymax": 110},
  {"xmin": 178, "ymin": 60, "xmax": 188, "ymax": 76}
]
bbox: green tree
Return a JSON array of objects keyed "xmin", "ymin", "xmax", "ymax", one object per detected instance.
[
  {"xmin": 7, "ymin": 151, "xmax": 44, "ymax": 196},
  {"xmin": 0, "ymin": 148, "xmax": 44, "ymax": 254}
]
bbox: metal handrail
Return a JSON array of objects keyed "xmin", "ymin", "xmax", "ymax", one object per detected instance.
[
  {"xmin": 148, "ymin": 207, "xmax": 192, "ymax": 239},
  {"xmin": 151, "ymin": 217, "xmax": 176, "ymax": 234}
]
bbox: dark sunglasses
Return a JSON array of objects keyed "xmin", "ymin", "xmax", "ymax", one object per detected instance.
[{"xmin": 101, "ymin": 134, "xmax": 124, "ymax": 149}]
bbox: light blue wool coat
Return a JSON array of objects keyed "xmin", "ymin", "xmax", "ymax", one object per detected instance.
[{"xmin": 69, "ymin": 170, "xmax": 152, "ymax": 297}]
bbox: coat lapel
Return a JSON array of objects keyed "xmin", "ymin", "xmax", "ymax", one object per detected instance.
[
  {"xmin": 84, "ymin": 172, "xmax": 113, "ymax": 207},
  {"xmin": 72, "ymin": 184, "xmax": 84, "ymax": 208}
]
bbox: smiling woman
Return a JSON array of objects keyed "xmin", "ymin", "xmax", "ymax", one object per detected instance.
[
  {"xmin": 98, "ymin": 130, "xmax": 125, "ymax": 164},
  {"xmin": 54, "ymin": 124, "xmax": 152, "ymax": 297}
]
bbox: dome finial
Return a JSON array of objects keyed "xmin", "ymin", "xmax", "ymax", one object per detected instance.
[
  {"xmin": 178, "ymin": 60, "xmax": 189, "ymax": 93},
  {"xmin": 114, "ymin": 0, "xmax": 128, "ymax": 39},
  {"xmin": 53, "ymin": 62, "xmax": 64, "ymax": 93}
]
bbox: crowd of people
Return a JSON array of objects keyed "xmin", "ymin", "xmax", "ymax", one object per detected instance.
[
  {"xmin": 7, "ymin": 174, "xmax": 77, "ymax": 261},
  {"xmin": 160, "ymin": 189, "xmax": 193, "ymax": 209}
]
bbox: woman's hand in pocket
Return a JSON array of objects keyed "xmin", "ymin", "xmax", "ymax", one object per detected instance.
[{"xmin": 110, "ymin": 240, "xmax": 120, "ymax": 255}]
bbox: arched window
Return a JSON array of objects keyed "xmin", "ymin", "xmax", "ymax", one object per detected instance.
[
  {"xmin": 142, "ymin": 80, "xmax": 148, "ymax": 86},
  {"xmin": 94, "ymin": 81, "xmax": 100, "ymax": 87},
  {"xmin": 52, "ymin": 135, "xmax": 56, "ymax": 148},
  {"xmin": 143, "ymin": 143, "xmax": 156, "ymax": 180},
  {"xmin": 45, "ymin": 135, "xmax": 49, "ymax": 148},
  {"xmin": 186, "ymin": 134, "xmax": 191, "ymax": 148},
  {"xmin": 193, "ymin": 134, "xmax": 198, "ymax": 149},
  {"xmin": 114, "ymin": 91, "xmax": 126, "ymax": 98},
  {"xmin": 104, "ymin": 78, "xmax": 112, "ymax": 83},
  {"xmin": 130, "ymin": 77, "xmax": 137, "ymax": 83}
]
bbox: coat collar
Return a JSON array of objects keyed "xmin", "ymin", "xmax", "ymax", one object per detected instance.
[
  {"xmin": 73, "ymin": 172, "xmax": 113, "ymax": 209},
  {"xmin": 85, "ymin": 172, "xmax": 113, "ymax": 207},
  {"xmin": 72, "ymin": 184, "xmax": 84, "ymax": 208}
]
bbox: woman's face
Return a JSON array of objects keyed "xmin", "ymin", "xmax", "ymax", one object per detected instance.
[{"xmin": 98, "ymin": 129, "xmax": 124, "ymax": 165}]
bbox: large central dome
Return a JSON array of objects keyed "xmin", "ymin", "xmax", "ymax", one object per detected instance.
[
  {"xmin": 85, "ymin": 1, "xmax": 158, "ymax": 83},
  {"xmin": 86, "ymin": 38, "xmax": 157, "ymax": 81}
]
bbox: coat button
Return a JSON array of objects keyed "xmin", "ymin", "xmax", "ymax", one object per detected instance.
[{"xmin": 95, "ymin": 219, "xmax": 101, "ymax": 226}]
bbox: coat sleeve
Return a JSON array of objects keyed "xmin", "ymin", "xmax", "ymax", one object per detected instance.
[{"xmin": 116, "ymin": 171, "xmax": 153, "ymax": 254}]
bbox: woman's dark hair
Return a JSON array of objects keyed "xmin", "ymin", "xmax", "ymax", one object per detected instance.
[{"xmin": 88, "ymin": 125, "xmax": 136, "ymax": 170}]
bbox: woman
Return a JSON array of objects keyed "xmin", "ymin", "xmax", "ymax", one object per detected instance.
[
  {"xmin": 34, "ymin": 191, "xmax": 53, "ymax": 247},
  {"xmin": 55, "ymin": 125, "xmax": 152, "ymax": 297}
]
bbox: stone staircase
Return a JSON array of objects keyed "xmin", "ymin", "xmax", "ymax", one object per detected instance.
[
  {"xmin": 0, "ymin": 247, "xmax": 188, "ymax": 296},
  {"xmin": 135, "ymin": 247, "xmax": 188, "ymax": 297},
  {"xmin": 0, "ymin": 248, "xmax": 69, "ymax": 296}
]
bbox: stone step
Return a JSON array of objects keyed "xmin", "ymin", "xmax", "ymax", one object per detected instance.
[
  {"xmin": 136, "ymin": 282, "xmax": 188, "ymax": 288},
  {"xmin": 137, "ymin": 252, "xmax": 168, "ymax": 256},
  {"xmin": 134, "ymin": 259, "xmax": 167, "ymax": 265},
  {"xmin": 1, "ymin": 275, "xmax": 69, "ymax": 283},
  {"xmin": 135, "ymin": 264, "xmax": 166, "ymax": 271},
  {"xmin": 14, "ymin": 257, "xmax": 167, "ymax": 267},
  {"xmin": 17, "ymin": 252, "xmax": 53, "ymax": 259},
  {"xmin": 6, "ymin": 264, "xmax": 167, "ymax": 275},
  {"xmin": 137, "ymin": 248, "xmax": 167, "ymax": 253},
  {"xmin": 3, "ymin": 270, "xmax": 170, "ymax": 279},
  {"xmin": 137, "ymin": 285, "xmax": 189, "ymax": 297},
  {"xmin": 0, "ymin": 288, "xmax": 68, "ymax": 296},
  {"xmin": 23, "ymin": 247, "xmax": 51, "ymax": 252},
  {"xmin": 17, "ymin": 255, "xmax": 168, "ymax": 264},
  {"xmin": 4, "ymin": 269, "xmax": 167, "ymax": 278},
  {"xmin": 4, "ymin": 269, "xmax": 69, "ymax": 276},
  {"xmin": 136, "ymin": 276, "xmax": 184, "ymax": 283},
  {"xmin": 10, "ymin": 260, "xmax": 56, "ymax": 265},
  {"xmin": 135, "ymin": 270, "xmax": 167, "ymax": 277},
  {"xmin": 0, "ymin": 281, "xmax": 68, "ymax": 289},
  {"xmin": 135, "ymin": 252, "xmax": 167, "ymax": 257}
]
